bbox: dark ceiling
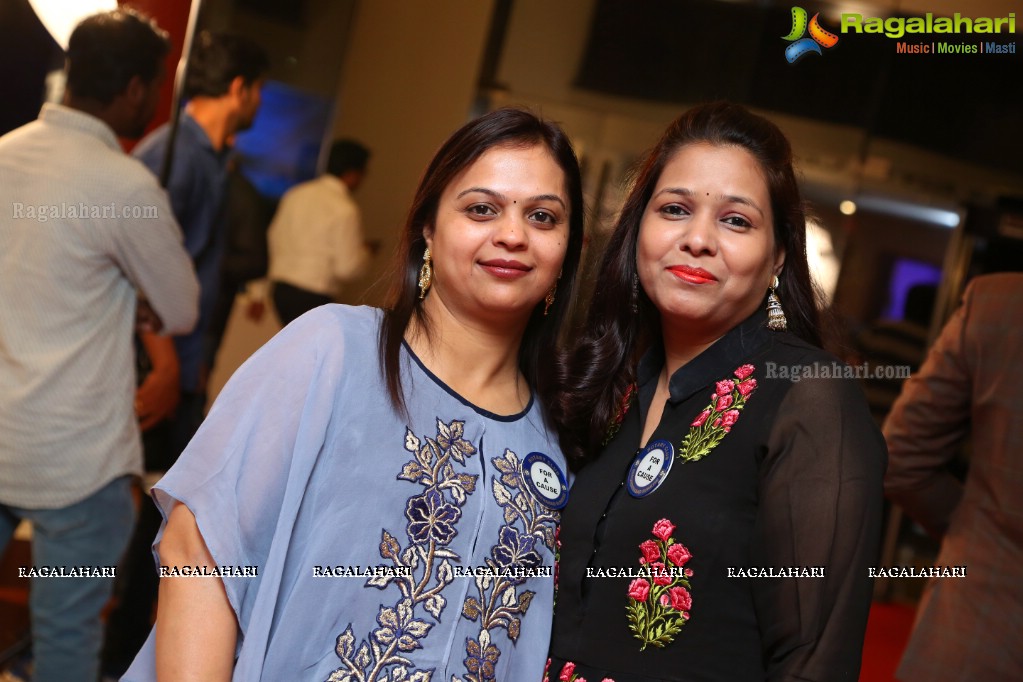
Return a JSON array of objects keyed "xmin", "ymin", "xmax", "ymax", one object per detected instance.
[{"xmin": 575, "ymin": 0, "xmax": 1022, "ymax": 174}]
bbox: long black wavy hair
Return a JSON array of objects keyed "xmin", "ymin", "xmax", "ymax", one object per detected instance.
[
  {"xmin": 379, "ymin": 108, "xmax": 585, "ymax": 423},
  {"xmin": 552, "ymin": 102, "xmax": 822, "ymax": 469}
]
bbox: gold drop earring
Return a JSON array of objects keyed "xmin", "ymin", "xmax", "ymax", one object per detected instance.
[
  {"xmin": 543, "ymin": 283, "xmax": 557, "ymax": 316},
  {"xmin": 418, "ymin": 247, "xmax": 433, "ymax": 300}
]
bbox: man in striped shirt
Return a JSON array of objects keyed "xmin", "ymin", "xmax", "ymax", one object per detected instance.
[{"xmin": 0, "ymin": 11, "xmax": 198, "ymax": 682}]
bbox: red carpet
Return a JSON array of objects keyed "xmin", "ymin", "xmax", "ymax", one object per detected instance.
[{"xmin": 860, "ymin": 602, "xmax": 918, "ymax": 682}]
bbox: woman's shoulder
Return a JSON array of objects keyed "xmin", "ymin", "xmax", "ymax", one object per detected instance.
[
  {"xmin": 767, "ymin": 330, "xmax": 834, "ymax": 362},
  {"xmin": 755, "ymin": 335, "xmax": 886, "ymax": 475},
  {"xmin": 273, "ymin": 304, "xmax": 383, "ymax": 353},
  {"xmin": 761, "ymin": 332, "xmax": 848, "ymax": 378},
  {"xmin": 293, "ymin": 303, "xmax": 382, "ymax": 331},
  {"xmin": 758, "ymin": 332, "xmax": 873, "ymax": 411}
]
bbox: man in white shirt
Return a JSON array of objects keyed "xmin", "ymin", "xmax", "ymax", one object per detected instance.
[
  {"xmin": 0, "ymin": 11, "xmax": 198, "ymax": 681},
  {"xmin": 267, "ymin": 139, "xmax": 376, "ymax": 325}
]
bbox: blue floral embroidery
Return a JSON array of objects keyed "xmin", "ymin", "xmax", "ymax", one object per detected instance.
[
  {"xmin": 325, "ymin": 420, "xmax": 559, "ymax": 682},
  {"xmin": 327, "ymin": 419, "xmax": 474, "ymax": 682},
  {"xmin": 372, "ymin": 599, "xmax": 433, "ymax": 653},
  {"xmin": 461, "ymin": 630, "xmax": 500, "ymax": 682},
  {"xmin": 458, "ymin": 449, "xmax": 559, "ymax": 682},
  {"xmin": 491, "ymin": 526, "xmax": 543, "ymax": 575},
  {"xmin": 406, "ymin": 489, "xmax": 461, "ymax": 546}
]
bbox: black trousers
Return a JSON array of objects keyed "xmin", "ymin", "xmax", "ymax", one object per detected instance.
[{"xmin": 272, "ymin": 280, "xmax": 333, "ymax": 326}]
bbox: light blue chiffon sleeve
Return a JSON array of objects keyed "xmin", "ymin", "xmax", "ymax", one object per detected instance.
[{"xmin": 123, "ymin": 307, "xmax": 350, "ymax": 680}]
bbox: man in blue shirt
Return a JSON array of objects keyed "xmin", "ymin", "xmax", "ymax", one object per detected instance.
[
  {"xmin": 132, "ymin": 31, "xmax": 268, "ymax": 439},
  {"xmin": 101, "ymin": 31, "xmax": 268, "ymax": 677}
]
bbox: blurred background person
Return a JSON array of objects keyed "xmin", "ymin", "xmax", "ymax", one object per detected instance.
[
  {"xmin": 205, "ymin": 148, "xmax": 278, "ymax": 365},
  {"xmin": 265, "ymin": 138, "xmax": 378, "ymax": 325},
  {"xmin": 99, "ymin": 29, "xmax": 269, "ymax": 679},
  {"xmin": 132, "ymin": 29, "xmax": 268, "ymax": 450},
  {"xmin": 884, "ymin": 273, "xmax": 1023, "ymax": 681},
  {"xmin": 0, "ymin": 10, "xmax": 198, "ymax": 682}
]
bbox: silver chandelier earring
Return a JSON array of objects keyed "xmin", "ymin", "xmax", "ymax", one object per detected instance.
[{"xmin": 766, "ymin": 275, "xmax": 788, "ymax": 331}]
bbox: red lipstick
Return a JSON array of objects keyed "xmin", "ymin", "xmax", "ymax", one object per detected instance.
[
  {"xmin": 479, "ymin": 259, "xmax": 532, "ymax": 279},
  {"xmin": 667, "ymin": 264, "xmax": 717, "ymax": 284}
]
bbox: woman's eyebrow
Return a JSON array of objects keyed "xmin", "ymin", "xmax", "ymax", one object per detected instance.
[
  {"xmin": 654, "ymin": 186, "xmax": 764, "ymax": 217},
  {"xmin": 456, "ymin": 187, "xmax": 566, "ymax": 209}
]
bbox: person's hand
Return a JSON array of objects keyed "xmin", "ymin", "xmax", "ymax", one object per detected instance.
[
  {"xmin": 137, "ymin": 333, "xmax": 180, "ymax": 431},
  {"xmin": 245, "ymin": 298, "xmax": 266, "ymax": 322},
  {"xmin": 136, "ymin": 299, "xmax": 165, "ymax": 334}
]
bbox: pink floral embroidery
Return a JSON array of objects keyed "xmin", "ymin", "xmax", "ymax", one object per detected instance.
[
  {"xmin": 554, "ymin": 525, "xmax": 561, "ymax": 605},
  {"xmin": 553, "ymin": 661, "xmax": 616, "ymax": 682},
  {"xmin": 625, "ymin": 519, "xmax": 694, "ymax": 650},
  {"xmin": 627, "ymin": 578, "xmax": 650, "ymax": 602},
  {"xmin": 690, "ymin": 409, "xmax": 711, "ymax": 427},
  {"xmin": 602, "ymin": 383, "xmax": 637, "ymax": 446},
  {"xmin": 737, "ymin": 378, "xmax": 757, "ymax": 397},
  {"xmin": 715, "ymin": 379, "xmax": 735, "ymax": 396},
  {"xmin": 651, "ymin": 518, "xmax": 676, "ymax": 541},
  {"xmin": 734, "ymin": 363, "xmax": 755, "ymax": 380},
  {"xmin": 651, "ymin": 562, "xmax": 671, "ymax": 586},
  {"xmin": 666, "ymin": 543, "xmax": 692, "ymax": 566},
  {"xmin": 639, "ymin": 540, "xmax": 660, "ymax": 564},
  {"xmin": 668, "ymin": 586, "xmax": 692, "ymax": 611},
  {"xmin": 679, "ymin": 364, "xmax": 759, "ymax": 462}
]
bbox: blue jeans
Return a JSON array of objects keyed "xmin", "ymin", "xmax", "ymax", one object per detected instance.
[{"xmin": 0, "ymin": 475, "xmax": 135, "ymax": 682}]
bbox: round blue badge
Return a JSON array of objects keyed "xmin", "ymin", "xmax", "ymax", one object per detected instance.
[
  {"xmin": 522, "ymin": 452, "xmax": 569, "ymax": 510},
  {"xmin": 627, "ymin": 439, "xmax": 674, "ymax": 498}
]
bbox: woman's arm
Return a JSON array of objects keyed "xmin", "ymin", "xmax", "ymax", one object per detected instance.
[
  {"xmin": 133, "ymin": 307, "xmax": 350, "ymax": 678},
  {"xmin": 155, "ymin": 503, "xmax": 237, "ymax": 681},
  {"xmin": 754, "ymin": 374, "xmax": 887, "ymax": 681}
]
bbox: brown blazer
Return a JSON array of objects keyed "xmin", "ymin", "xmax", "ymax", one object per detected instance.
[{"xmin": 884, "ymin": 273, "xmax": 1023, "ymax": 681}]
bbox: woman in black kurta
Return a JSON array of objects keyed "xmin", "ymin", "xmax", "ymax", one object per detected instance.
[{"xmin": 547, "ymin": 103, "xmax": 886, "ymax": 681}]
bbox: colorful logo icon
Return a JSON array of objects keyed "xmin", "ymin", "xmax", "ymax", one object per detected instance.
[{"xmin": 783, "ymin": 7, "xmax": 839, "ymax": 63}]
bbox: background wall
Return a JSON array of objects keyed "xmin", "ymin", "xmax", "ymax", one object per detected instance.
[
  {"xmin": 328, "ymin": 0, "xmax": 496, "ymax": 308},
  {"xmin": 209, "ymin": 0, "xmax": 496, "ymax": 399}
]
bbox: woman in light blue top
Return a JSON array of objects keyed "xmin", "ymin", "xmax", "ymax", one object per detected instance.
[{"xmin": 123, "ymin": 108, "xmax": 584, "ymax": 681}]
